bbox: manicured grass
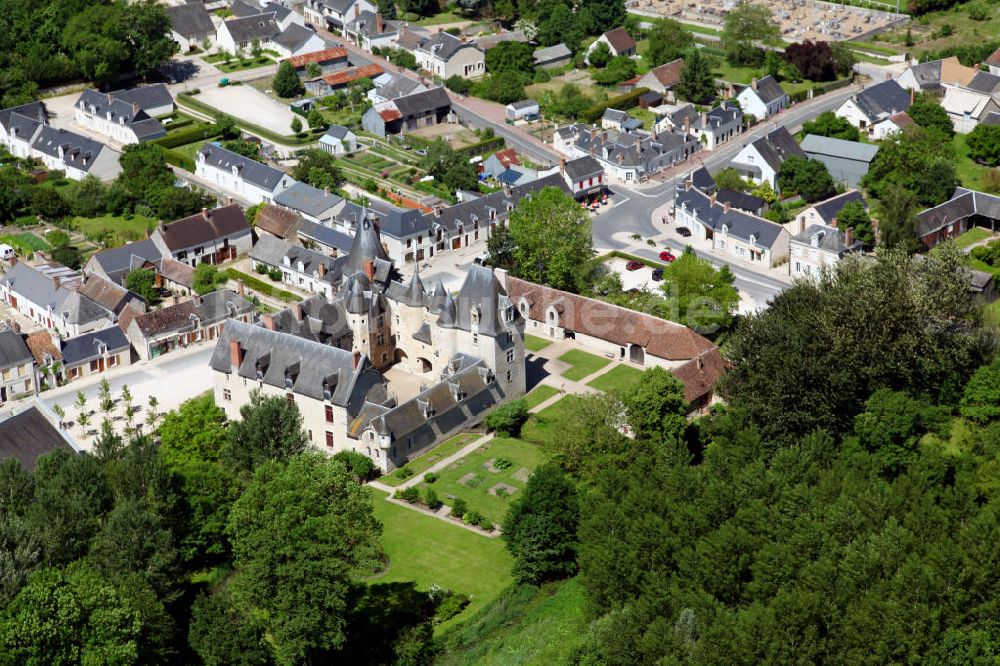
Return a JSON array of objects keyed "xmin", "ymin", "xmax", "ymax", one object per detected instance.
[
  {"xmin": 524, "ymin": 334, "xmax": 552, "ymax": 352},
  {"xmin": 0, "ymin": 233, "xmax": 50, "ymax": 255},
  {"xmin": 382, "ymin": 433, "xmax": 482, "ymax": 487},
  {"xmin": 414, "ymin": 10, "xmax": 464, "ymax": 25},
  {"xmin": 781, "ymin": 80, "xmax": 815, "ymax": 97},
  {"xmin": 222, "ymin": 268, "xmax": 299, "ymax": 302},
  {"xmin": 587, "ymin": 364, "xmax": 644, "ymax": 394},
  {"xmin": 202, "ymin": 54, "xmax": 276, "ymax": 73},
  {"xmin": 423, "ymin": 437, "xmax": 548, "ymax": 525},
  {"xmin": 524, "ymin": 385, "xmax": 559, "ymax": 410},
  {"xmin": 954, "ymin": 133, "xmax": 993, "ymax": 191},
  {"xmin": 436, "ymin": 578, "xmax": 588, "ymax": 665},
  {"xmin": 520, "ymin": 396, "xmax": 577, "ymax": 446},
  {"xmin": 954, "ymin": 227, "xmax": 995, "ymax": 249},
  {"xmin": 172, "ymin": 139, "xmax": 211, "ymax": 164},
  {"xmin": 557, "ymin": 349, "xmax": 610, "ymax": 381},
  {"xmin": 369, "ymin": 490, "xmax": 513, "ymax": 631},
  {"xmin": 74, "ymin": 214, "xmax": 159, "ymax": 246}
]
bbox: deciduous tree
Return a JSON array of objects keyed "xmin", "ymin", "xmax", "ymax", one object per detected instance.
[
  {"xmin": 801, "ymin": 110, "xmax": 860, "ymax": 141},
  {"xmin": 658, "ymin": 249, "xmax": 739, "ymax": 334},
  {"xmin": 222, "ymin": 391, "xmax": 309, "ymax": 473},
  {"xmin": 647, "ymin": 19, "xmax": 694, "ymax": 67},
  {"xmin": 508, "ymin": 186, "xmax": 593, "ymax": 292},
  {"xmin": 722, "ymin": 0, "xmax": 781, "ymax": 65},
  {"xmin": 125, "ymin": 268, "xmax": 157, "ymax": 302},
  {"xmin": 676, "ymin": 49, "xmax": 718, "ymax": 105},
  {"xmin": 777, "ymin": 155, "xmax": 835, "ymax": 201},
  {"xmin": 273, "ymin": 61, "xmax": 304, "ymax": 98}
]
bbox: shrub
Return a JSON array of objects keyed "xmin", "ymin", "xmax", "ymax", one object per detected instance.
[
  {"xmin": 423, "ymin": 472, "xmax": 438, "ymax": 483},
  {"xmin": 478, "ymin": 515, "xmax": 494, "ymax": 531},
  {"xmin": 496, "ymin": 487, "xmax": 509, "ymax": 498},
  {"xmin": 492, "ymin": 457, "xmax": 512, "ymax": 470},
  {"xmin": 332, "ymin": 450, "xmax": 377, "ymax": 482},
  {"xmin": 580, "ymin": 87, "xmax": 650, "ymax": 124},
  {"xmin": 485, "ymin": 399, "xmax": 529, "ymax": 437},
  {"xmin": 433, "ymin": 591, "xmax": 470, "ymax": 624},
  {"xmin": 452, "ymin": 498, "xmax": 467, "ymax": 519},
  {"xmin": 267, "ymin": 267, "xmax": 283, "ymax": 281},
  {"xmin": 254, "ymin": 262, "xmax": 268, "ymax": 274},
  {"xmin": 463, "ymin": 508, "xmax": 483, "ymax": 525},
  {"xmin": 424, "ymin": 487, "xmax": 442, "ymax": 510},
  {"xmin": 397, "ymin": 486, "xmax": 420, "ymax": 503},
  {"xmin": 396, "ymin": 466, "xmax": 414, "ymax": 480}
]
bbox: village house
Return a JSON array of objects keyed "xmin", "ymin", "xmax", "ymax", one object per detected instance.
[
  {"xmin": 586, "ymin": 27, "xmax": 636, "ymax": 64},
  {"xmin": 787, "ymin": 190, "xmax": 866, "ymax": 278},
  {"xmin": 76, "ymin": 274, "xmax": 144, "ymax": 317},
  {"xmin": 0, "ymin": 262, "xmax": 114, "ymax": 338},
  {"xmin": 216, "ymin": 9, "xmax": 323, "ymax": 57},
  {"xmin": 216, "ymin": 13, "xmax": 279, "ymax": 54},
  {"xmin": 150, "ymin": 204, "xmax": 253, "ymax": 267},
  {"xmin": 232, "ymin": 1, "xmax": 304, "ymax": 29},
  {"xmin": 917, "ymin": 187, "xmax": 1000, "ymax": 248},
  {"xmin": 729, "ymin": 126, "xmax": 806, "ymax": 191},
  {"xmin": 166, "ymin": 2, "xmax": 216, "ymax": 52},
  {"xmin": 502, "ymin": 272, "xmax": 725, "ymax": 412},
  {"xmin": 74, "ymin": 88, "xmax": 169, "ymax": 144},
  {"xmin": 636, "ymin": 58, "xmax": 685, "ymax": 99},
  {"xmin": 0, "ymin": 330, "xmax": 37, "ymax": 404},
  {"xmin": 332, "ymin": 199, "xmax": 434, "ymax": 264},
  {"xmin": 307, "ymin": 63, "xmax": 385, "ymax": 95},
  {"xmin": 255, "ymin": 204, "xmax": 304, "ymax": 241},
  {"xmin": 800, "ymin": 134, "xmax": 879, "ymax": 188},
  {"xmin": 661, "ymin": 103, "xmax": 743, "ymax": 151},
  {"xmin": 120, "ymin": 290, "xmax": 255, "ymax": 361},
  {"xmin": 58, "ymin": 327, "xmax": 133, "ymax": 383},
  {"xmin": 368, "ymin": 72, "xmax": 428, "ymax": 104},
  {"xmin": 250, "ymin": 235, "xmax": 343, "ymax": 298},
  {"xmin": 401, "ymin": 29, "xmax": 486, "ymax": 80},
  {"xmin": 533, "ymin": 43, "xmax": 572, "ymax": 70},
  {"xmin": 505, "ymin": 100, "xmax": 539, "ymax": 122},
  {"xmin": 673, "ymin": 183, "xmax": 791, "ymax": 267},
  {"xmin": 554, "ymin": 122, "xmax": 698, "ymax": 184},
  {"xmin": 304, "ymin": 0, "xmax": 376, "ymax": 31},
  {"xmin": 195, "ymin": 144, "xmax": 294, "ymax": 204},
  {"xmin": 344, "ymin": 11, "xmax": 400, "ymax": 50},
  {"xmin": 272, "ymin": 24, "xmax": 328, "ymax": 59},
  {"xmin": 318, "ymin": 124, "xmax": 357, "ymax": 155},
  {"xmin": 835, "ymin": 79, "xmax": 913, "ymax": 138},
  {"xmin": 895, "ymin": 56, "xmax": 977, "ymax": 93},
  {"xmin": 735, "ymin": 75, "xmax": 789, "ymax": 120},
  {"xmin": 940, "ymin": 84, "xmax": 1000, "ymax": 134},
  {"xmin": 285, "ymin": 47, "xmax": 350, "ymax": 75},
  {"xmin": 872, "ymin": 110, "xmax": 914, "ymax": 138},
  {"xmin": 84, "ymin": 239, "xmax": 164, "ymax": 285},
  {"xmin": 362, "ymin": 87, "xmax": 453, "ymax": 138},
  {"xmin": 0, "ymin": 404, "xmax": 77, "ymax": 470},
  {"xmin": 274, "ymin": 182, "xmax": 345, "ymax": 224},
  {"xmin": 482, "ymin": 148, "xmax": 521, "ymax": 180},
  {"xmin": 601, "ymin": 108, "xmax": 643, "ymax": 133}
]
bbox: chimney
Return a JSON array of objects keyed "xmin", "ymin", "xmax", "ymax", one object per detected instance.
[
  {"xmin": 890, "ymin": 107, "xmax": 897, "ymax": 116},
  {"xmin": 845, "ymin": 226, "xmax": 855, "ymax": 247},
  {"xmin": 132, "ymin": 102, "xmax": 139, "ymax": 116},
  {"xmin": 262, "ymin": 313, "xmax": 276, "ymax": 330},
  {"xmin": 910, "ymin": 87, "xmax": 915, "ymax": 106},
  {"xmin": 229, "ymin": 339, "xmax": 243, "ymax": 368},
  {"xmin": 684, "ymin": 116, "xmax": 691, "ymax": 133},
  {"xmin": 684, "ymin": 178, "xmax": 691, "ymax": 191},
  {"xmin": 10, "ymin": 321, "xmax": 19, "ymax": 334},
  {"xmin": 830, "ymin": 217, "xmax": 838, "ymax": 229},
  {"xmin": 559, "ymin": 156, "xmax": 566, "ymax": 174},
  {"xmin": 318, "ymin": 262, "xmax": 327, "ymax": 277},
  {"xmin": 292, "ymin": 302, "xmax": 303, "ymax": 321},
  {"xmin": 355, "ymin": 4, "xmax": 360, "ymax": 17},
  {"xmin": 352, "ymin": 350, "xmax": 361, "ymax": 369},
  {"xmin": 51, "ymin": 276, "xmax": 60, "ymax": 291},
  {"xmin": 202, "ymin": 207, "xmax": 210, "ymax": 220},
  {"xmin": 376, "ymin": 12, "xmax": 384, "ymax": 33},
  {"xmin": 363, "ymin": 259, "xmax": 375, "ymax": 282},
  {"xmin": 710, "ymin": 192, "xmax": 717, "ymax": 206},
  {"xmin": 172, "ymin": 294, "xmax": 179, "ymax": 306},
  {"xmin": 324, "ymin": 186, "xmax": 330, "ymax": 196},
  {"xmin": 701, "ymin": 111, "xmax": 708, "ymax": 127},
  {"xmin": 751, "ymin": 77, "xmax": 758, "ymax": 91},
  {"xmin": 106, "ymin": 93, "xmax": 112, "ymax": 105},
  {"xmin": 723, "ymin": 201, "xmax": 730, "ymax": 213},
  {"xmin": 434, "ymin": 206, "xmax": 442, "ymax": 218}
]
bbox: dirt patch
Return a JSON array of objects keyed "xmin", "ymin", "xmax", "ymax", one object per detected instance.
[
  {"xmin": 483, "ymin": 457, "xmax": 504, "ymax": 473},
  {"xmin": 459, "ymin": 472, "xmax": 485, "ymax": 488},
  {"xmin": 489, "ymin": 483, "xmax": 518, "ymax": 497},
  {"xmin": 512, "ymin": 467, "xmax": 532, "ymax": 483}
]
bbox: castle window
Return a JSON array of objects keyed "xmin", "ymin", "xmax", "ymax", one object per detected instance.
[
  {"xmin": 223, "ymin": 389, "xmax": 231, "ymax": 402},
  {"xmin": 325, "ymin": 405, "xmax": 333, "ymax": 422},
  {"xmin": 506, "ymin": 370, "xmax": 512, "ymax": 383},
  {"xmin": 506, "ymin": 349, "xmax": 514, "ymax": 363},
  {"xmin": 326, "ymin": 431, "xmax": 334, "ymax": 448}
]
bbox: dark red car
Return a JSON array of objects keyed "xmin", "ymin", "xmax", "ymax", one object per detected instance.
[
  {"xmin": 659, "ymin": 250, "xmax": 676, "ymax": 262},
  {"xmin": 625, "ymin": 260, "xmax": 643, "ymax": 271}
]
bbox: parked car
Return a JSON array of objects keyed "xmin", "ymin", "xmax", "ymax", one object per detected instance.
[
  {"xmin": 659, "ymin": 250, "xmax": 676, "ymax": 262},
  {"xmin": 414, "ymin": 149, "xmax": 428, "ymax": 156},
  {"xmin": 651, "ymin": 267, "xmax": 664, "ymax": 281},
  {"xmin": 676, "ymin": 226, "xmax": 692, "ymax": 237},
  {"xmin": 625, "ymin": 260, "xmax": 643, "ymax": 271}
]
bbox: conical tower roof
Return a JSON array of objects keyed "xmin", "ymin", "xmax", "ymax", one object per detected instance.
[
  {"xmin": 344, "ymin": 218, "xmax": 390, "ymax": 274},
  {"xmin": 345, "ymin": 276, "xmax": 367, "ymax": 314},
  {"xmin": 436, "ymin": 291, "xmax": 457, "ymax": 328},
  {"xmin": 404, "ymin": 271, "xmax": 425, "ymax": 307},
  {"xmin": 427, "ymin": 279, "xmax": 447, "ymax": 312}
]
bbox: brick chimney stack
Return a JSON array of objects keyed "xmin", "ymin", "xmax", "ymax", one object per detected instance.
[
  {"xmin": 352, "ymin": 350, "xmax": 361, "ymax": 369},
  {"xmin": 292, "ymin": 302, "xmax": 303, "ymax": 321},
  {"xmin": 751, "ymin": 77, "xmax": 758, "ymax": 91},
  {"xmin": 262, "ymin": 314, "xmax": 275, "ymax": 330},
  {"xmin": 363, "ymin": 259, "xmax": 376, "ymax": 282},
  {"xmin": 229, "ymin": 339, "xmax": 243, "ymax": 369},
  {"xmin": 845, "ymin": 226, "xmax": 855, "ymax": 247}
]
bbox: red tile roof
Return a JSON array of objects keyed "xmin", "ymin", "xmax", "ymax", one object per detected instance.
[
  {"xmin": 286, "ymin": 47, "xmax": 348, "ymax": 68},
  {"xmin": 603, "ymin": 27, "xmax": 636, "ymax": 54},
  {"xmin": 25, "ymin": 331, "xmax": 61, "ymax": 365},
  {"xmin": 494, "ymin": 148, "xmax": 519, "ymax": 168},
  {"xmin": 379, "ymin": 108, "xmax": 402, "ymax": 122},
  {"xmin": 888, "ymin": 111, "xmax": 914, "ymax": 128},
  {"xmin": 255, "ymin": 203, "xmax": 301, "ymax": 238},
  {"xmin": 647, "ymin": 58, "xmax": 684, "ymax": 87},
  {"xmin": 321, "ymin": 63, "xmax": 384, "ymax": 87},
  {"xmin": 671, "ymin": 347, "xmax": 727, "ymax": 403}
]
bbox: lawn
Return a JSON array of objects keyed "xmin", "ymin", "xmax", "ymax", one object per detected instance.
[
  {"xmin": 863, "ymin": 1, "xmax": 1000, "ymax": 56},
  {"xmin": 558, "ymin": 349, "xmax": 610, "ymax": 381},
  {"xmin": 587, "ymin": 364, "xmax": 644, "ymax": 394},
  {"xmin": 369, "ymin": 491, "xmax": 513, "ymax": 631},
  {"xmin": 73, "ymin": 215, "xmax": 159, "ymax": 246},
  {"xmin": 984, "ymin": 299, "xmax": 1000, "ymax": 332},
  {"xmin": 953, "ymin": 133, "xmax": 993, "ymax": 191},
  {"xmin": 413, "ymin": 10, "xmax": 464, "ymax": 25},
  {"xmin": 520, "ymin": 395, "xmax": 577, "ymax": 446},
  {"xmin": 953, "ymin": 227, "xmax": 995, "ymax": 249},
  {"xmin": 421, "ymin": 437, "xmax": 548, "ymax": 525},
  {"xmin": 524, "ymin": 384, "xmax": 559, "ymax": 410},
  {"xmin": 202, "ymin": 53, "xmax": 276, "ymax": 73},
  {"xmin": 382, "ymin": 433, "xmax": 482, "ymax": 487},
  {"xmin": 436, "ymin": 578, "xmax": 588, "ymax": 665},
  {"xmin": 524, "ymin": 334, "xmax": 552, "ymax": 352},
  {"xmin": 172, "ymin": 139, "xmax": 212, "ymax": 164},
  {"xmin": 0, "ymin": 233, "xmax": 50, "ymax": 256}
]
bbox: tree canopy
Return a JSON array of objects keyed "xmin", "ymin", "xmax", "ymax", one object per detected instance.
[
  {"xmin": 507, "ymin": 186, "xmax": 593, "ymax": 292},
  {"xmin": 862, "ymin": 125, "xmax": 957, "ymax": 206},
  {"xmin": 908, "ymin": 98, "xmax": 954, "ymax": 137},
  {"xmin": 777, "ymin": 155, "xmax": 836, "ymax": 202},
  {"xmin": 721, "ymin": 0, "xmax": 781, "ymax": 65},
  {"xmin": 801, "ymin": 111, "xmax": 860, "ymax": 141},
  {"xmin": 675, "ymin": 49, "xmax": 717, "ymax": 105},
  {"xmin": 646, "ymin": 19, "xmax": 694, "ymax": 67},
  {"xmin": 658, "ymin": 249, "xmax": 739, "ymax": 335}
]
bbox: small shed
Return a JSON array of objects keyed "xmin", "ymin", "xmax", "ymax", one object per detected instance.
[
  {"xmin": 505, "ymin": 99, "xmax": 540, "ymax": 122},
  {"xmin": 638, "ymin": 90, "xmax": 664, "ymax": 109}
]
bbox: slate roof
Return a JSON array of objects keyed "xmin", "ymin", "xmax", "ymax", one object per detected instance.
[
  {"xmin": 716, "ymin": 188, "xmax": 765, "ymax": 214},
  {"xmin": 989, "ymin": 46, "xmax": 1000, "ymax": 68},
  {"xmin": 854, "ymin": 80, "xmax": 911, "ymax": 121},
  {"xmin": 338, "ymin": 199, "xmax": 432, "ymax": 240},
  {"xmin": 564, "ymin": 155, "xmax": 604, "ymax": 182},
  {"xmin": 506, "ymin": 275, "xmax": 715, "ymax": 361},
  {"xmin": 917, "ymin": 187, "xmax": 1000, "ymax": 238},
  {"xmin": 674, "ymin": 186, "xmax": 786, "ymax": 249},
  {"xmin": 198, "ymin": 144, "xmax": 287, "ymax": 190},
  {"xmin": 274, "ymin": 182, "xmax": 343, "ymax": 218},
  {"xmin": 809, "ymin": 190, "xmax": 867, "ymax": 225},
  {"xmin": 904, "ymin": 59, "xmax": 943, "ymax": 90},
  {"xmin": 167, "ymin": 3, "xmax": 215, "ymax": 37},
  {"xmin": 372, "ymin": 73, "xmax": 424, "ymax": 100},
  {"xmin": 30, "ymin": 127, "xmax": 112, "ymax": 173},
  {"xmin": 0, "ymin": 407, "xmax": 72, "ymax": 472},
  {"xmin": 690, "ymin": 165, "xmax": 715, "ymax": 192},
  {"xmin": 155, "ymin": 204, "xmax": 251, "ymax": 251},
  {"xmin": 791, "ymin": 223, "xmax": 863, "ymax": 256},
  {"xmin": 87, "ymin": 239, "xmax": 163, "ymax": 284},
  {"xmin": 295, "ymin": 219, "xmax": 354, "ymax": 252},
  {"xmin": 1, "ymin": 263, "xmax": 111, "ymax": 325},
  {"xmin": 222, "ymin": 14, "xmax": 280, "ymax": 42},
  {"xmin": 476, "ymin": 30, "xmax": 528, "ymax": 50},
  {"xmin": 747, "ymin": 126, "xmax": 806, "ymax": 172},
  {"xmin": 533, "ymin": 43, "xmax": 571, "ymax": 65},
  {"xmin": 800, "ymin": 134, "xmax": 880, "ymax": 162},
  {"xmin": 273, "ymin": 23, "xmax": 318, "ymax": 52},
  {"xmin": 418, "ymin": 31, "xmax": 476, "ymax": 60},
  {"xmin": 250, "ymin": 235, "xmax": 342, "ymax": 283},
  {"xmin": 0, "ymin": 102, "xmax": 46, "ymax": 134},
  {"xmin": 60, "ymin": 327, "xmax": 130, "ymax": 366},
  {"xmin": 393, "ymin": 87, "xmax": 451, "ymax": 117},
  {"xmin": 256, "ymin": 203, "xmax": 303, "ymax": 238},
  {"xmin": 602, "ymin": 108, "xmax": 629, "ymax": 124},
  {"xmin": 968, "ymin": 71, "xmax": 1000, "ymax": 94},
  {"xmin": 747, "ymin": 75, "xmax": 786, "ymax": 104},
  {"xmin": 508, "ymin": 99, "xmax": 539, "ymax": 110},
  {"xmin": 427, "ymin": 173, "xmax": 571, "ymax": 236},
  {"xmin": 0, "ymin": 329, "xmax": 33, "ymax": 368},
  {"xmin": 323, "ymin": 124, "xmax": 352, "ymax": 140},
  {"xmin": 982, "ymin": 111, "xmax": 1000, "ymax": 127},
  {"xmin": 108, "ymin": 84, "xmax": 173, "ymax": 114},
  {"xmin": 602, "ymin": 27, "xmax": 635, "ymax": 54},
  {"xmin": 211, "ymin": 318, "xmax": 389, "ymax": 407}
]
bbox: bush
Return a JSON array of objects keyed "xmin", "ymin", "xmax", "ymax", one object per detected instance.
[
  {"xmin": 424, "ymin": 487, "xmax": 442, "ymax": 510},
  {"xmin": 451, "ymin": 497, "xmax": 467, "ymax": 519},
  {"xmin": 492, "ymin": 457, "xmax": 512, "ymax": 470},
  {"xmin": 485, "ymin": 399, "xmax": 529, "ymax": 437},
  {"xmin": 445, "ymin": 75, "xmax": 472, "ymax": 95},
  {"xmin": 395, "ymin": 466, "xmax": 414, "ymax": 480},
  {"xmin": 396, "ymin": 486, "xmax": 420, "ymax": 503},
  {"xmin": 478, "ymin": 515, "xmax": 494, "ymax": 531},
  {"xmin": 254, "ymin": 262, "xmax": 268, "ymax": 274},
  {"xmin": 580, "ymin": 87, "xmax": 650, "ymax": 124},
  {"xmin": 332, "ymin": 450, "xmax": 377, "ymax": 482},
  {"xmin": 267, "ymin": 267, "xmax": 283, "ymax": 281},
  {"xmin": 154, "ymin": 124, "xmax": 222, "ymax": 149},
  {"xmin": 463, "ymin": 508, "xmax": 483, "ymax": 525},
  {"xmin": 423, "ymin": 472, "xmax": 438, "ymax": 483},
  {"xmin": 433, "ymin": 591, "xmax": 470, "ymax": 623}
]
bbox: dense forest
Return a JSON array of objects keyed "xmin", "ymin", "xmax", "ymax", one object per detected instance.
[{"xmin": 0, "ymin": 0, "xmax": 174, "ymax": 107}]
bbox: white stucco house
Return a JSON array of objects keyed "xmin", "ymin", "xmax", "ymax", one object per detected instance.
[
  {"xmin": 319, "ymin": 124, "xmax": 357, "ymax": 155},
  {"xmin": 834, "ymin": 79, "xmax": 912, "ymax": 137},
  {"xmin": 195, "ymin": 144, "xmax": 294, "ymax": 205},
  {"xmin": 734, "ymin": 76, "xmax": 789, "ymax": 120},
  {"xmin": 728, "ymin": 126, "xmax": 806, "ymax": 191}
]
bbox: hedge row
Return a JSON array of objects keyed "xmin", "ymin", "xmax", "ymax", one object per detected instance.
[
  {"xmin": 222, "ymin": 268, "xmax": 299, "ymax": 302},
  {"xmin": 155, "ymin": 124, "xmax": 221, "ymax": 149},
  {"xmin": 580, "ymin": 87, "xmax": 651, "ymax": 124},
  {"xmin": 456, "ymin": 137, "xmax": 505, "ymax": 158},
  {"xmin": 154, "ymin": 145, "xmax": 195, "ymax": 172}
]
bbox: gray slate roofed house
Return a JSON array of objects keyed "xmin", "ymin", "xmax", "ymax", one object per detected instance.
[
  {"xmin": 250, "ymin": 234, "xmax": 343, "ymax": 280},
  {"xmin": 198, "ymin": 144, "xmax": 287, "ymax": 190},
  {"xmin": 392, "ymin": 87, "xmax": 451, "ymax": 118},
  {"xmin": 427, "ymin": 172, "xmax": 571, "ymax": 235},
  {"xmin": 273, "ymin": 23, "xmax": 317, "ymax": 51},
  {"xmin": 111, "ymin": 84, "xmax": 173, "ymax": 114},
  {"xmin": 420, "ymin": 31, "xmax": 470, "ymax": 60},
  {"xmin": 373, "ymin": 73, "xmax": 423, "ymax": 100},
  {"xmin": 0, "ymin": 330, "xmax": 34, "ymax": 369},
  {"xmin": 1, "ymin": 263, "xmax": 111, "ymax": 325},
  {"xmin": 855, "ymin": 80, "xmax": 912, "ymax": 120},
  {"xmin": 750, "ymin": 126, "xmax": 807, "ymax": 172},
  {"xmin": 59, "ymin": 291, "xmax": 113, "ymax": 326},
  {"xmin": 982, "ymin": 112, "xmax": 1000, "ymax": 127},
  {"xmin": 77, "ymin": 275, "xmax": 132, "ymax": 314},
  {"xmin": 324, "ymin": 124, "xmax": 351, "ymax": 140},
  {"xmin": 564, "ymin": 155, "xmax": 604, "ymax": 182},
  {"xmin": 800, "ymin": 134, "xmax": 879, "ymax": 162},
  {"xmin": 676, "ymin": 185, "xmax": 784, "ymax": 248},
  {"xmin": 167, "ymin": 2, "xmax": 216, "ymax": 36},
  {"xmin": 906, "ymin": 59, "xmax": 944, "ymax": 91},
  {"xmin": 5, "ymin": 112, "xmax": 43, "ymax": 142},
  {"xmin": 231, "ymin": 0, "xmax": 266, "ymax": 17},
  {"xmin": 87, "ymin": 239, "xmax": 163, "ymax": 284},
  {"xmin": 689, "ymin": 165, "xmax": 715, "ymax": 192},
  {"xmin": 508, "ymin": 99, "xmax": 538, "ymax": 111},
  {"xmin": 792, "ymin": 223, "xmax": 863, "ymax": 256},
  {"xmin": 811, "ymin": 190, "xmax": 867, "ymax": 225},
  {"xmin": 76, "ymin": 89, "xmax": 150, "ymax": 125},
  {"xmin": 533, "ymin": 43, "xmax": 571, "ymax": 65},
  {"xmin": 274, "ymin": 182, "xmax": 344, "ymax": 218},
  {"xmin": 295, "ymin": 219, "xmax": 354, "ymax": 253},
  {"xmin": 223, "ymin": 14, "xmax": 280, "ymax": 42},
  {"xmin": 716, "ymin": 189, "xmax": 765, "ymax": 215},
  {"xmin": 0, "ymin": 102, "xmax": 46, "ymax": 133},
  {"xmin": 59, "ymin": 327, "xmax": 130, "ymax": 367},
  {"xmin": 212, "ymin": 319, "xmax": 389, "ymax": 407},
  {"xmin": 707, "ymin": 104, "xmax": 740, "ymax": 125},
  {"xmin": 30, "ymin": 127, "xmax": 109, "ymax": 173},
  {"xmin": 749, "ymin": 75, "xmax": 785, "ymax": 103},
  {"xmin": 155, "ymin": 204, "xmax": 250, "ymax": 252},
  {"xmin": 917, "ymin": 187, "xmax": 1000, "ymax": 238},
  {"xmin": 0, "ymin": 406, "xmax": 74, "ymax": 472},
  {"xmin": 603, "ymin": 108, "xmax": 629, "ymax": 124},
  {"xmin": 968, "ymin": 71, "xmax": 1000, "ymax": 94}
]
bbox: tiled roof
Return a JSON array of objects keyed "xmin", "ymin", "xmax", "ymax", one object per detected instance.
[
  {"xmin": 286, "ymin": 47, "xmax": 348, "ymax": 68},
  {"xmin": 321, "ymin": 63, "xmax": 384, "ymax": 87},
  {"xmin": 77, "ymin": 275, "xmax": 130, "ymax": 312},
  {"xmin": 129, "ymin": 290, "xmax": 252, "ymax": 337},
  {"xmin": 504, "ymin": 274, "xmax": 715, "ymax": 361},
  {"xmin": 256, "ymin": 203, "xmax": 303, "ymax": 238},
  {"xmin": 155, "ymin": 204, "xmax": 251, "ymax": 252},
  {"xmin": 602, "ymin": 27, "xmax": 635, "ymax": 54},
  {"xmin": 25, "ymin": 331, "xmax": 61, "ymax": 365},
  {"xmin": 671, "ymin": 347, "xmax": 727, "ymax": 404},
  {"xmin": 379, "ymin": 109, "xmax": 402, "ymax": 122},
  {"xmin": 157, "ymin": 259, "xmax": 195, "ymax": 288},
  {"xmin": 647, "ymin": 58, "xmax": 684, "ymax": 87}
]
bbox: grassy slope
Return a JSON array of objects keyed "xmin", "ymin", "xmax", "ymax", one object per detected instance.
[
  {"xmin": 370, "ymin": 491, "xmax": 513, "ymax": 631},
  {"xmin": 524, "ymin": 385, "xmax": 559, "ymax": 410},
  {"xmin": 435, "ymin": 579, "xmax": 588, "ymax": 666}
]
